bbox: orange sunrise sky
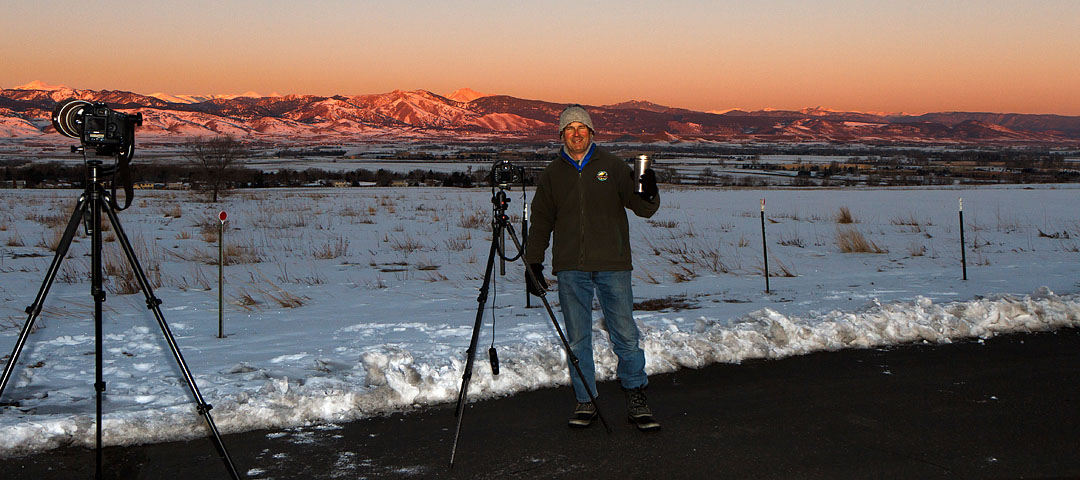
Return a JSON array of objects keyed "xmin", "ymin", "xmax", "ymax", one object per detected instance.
[{"xmin": 2, "ymin": 0, "xmax": 1078, "ymax": 115}]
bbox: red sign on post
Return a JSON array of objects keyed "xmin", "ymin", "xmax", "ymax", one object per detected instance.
[{"xmin": 218, "ymin": 211, "xmax": 227, "ymax": 222}]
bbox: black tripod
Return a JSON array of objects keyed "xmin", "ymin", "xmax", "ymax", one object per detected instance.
[
  {"xmin": 0, "ymin": 159, "xmax": 241, "ymax": 479},
  {"xmin": 449, "ymin": 189, "xmax": 611, "ymax": 467}
]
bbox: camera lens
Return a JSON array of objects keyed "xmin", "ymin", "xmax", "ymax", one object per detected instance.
[{"xmin": 51, "ymin": 99, "xmax": 92, "ymax": 139}]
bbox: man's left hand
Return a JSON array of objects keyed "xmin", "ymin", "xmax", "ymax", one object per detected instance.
[{"xmin": 638, "ymin": 168, "xmax": 658, "ymax": 201}]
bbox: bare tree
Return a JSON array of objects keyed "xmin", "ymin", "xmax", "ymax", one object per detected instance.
[{"xmin": 186, "ymin": 135, "xmax": 248, "ymax": 202}]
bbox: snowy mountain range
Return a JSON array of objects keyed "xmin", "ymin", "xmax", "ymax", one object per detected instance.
[{"xmin": 2, "ymin": 81, "xmax": 1079, "ymax": 145}]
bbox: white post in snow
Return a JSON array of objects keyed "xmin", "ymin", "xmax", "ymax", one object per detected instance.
[
  {"xmin": 218, "ymin": 210, "xmax": 227, "ymax": 338},
  {"xmin": 959, "ymin": 198, "xmax": 967, "ymax": 281},
  {"xmin": 761, "ymin": 198, "xmax": 770, "ymax": 293}
]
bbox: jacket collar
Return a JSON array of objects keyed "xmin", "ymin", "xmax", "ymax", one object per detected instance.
[{"xmin": 560, "ymin": 143, "xmax": 596, "ymax": 172}]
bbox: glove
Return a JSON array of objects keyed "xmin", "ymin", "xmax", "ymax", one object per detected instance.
[
  {"xmin": 526, "ymin": 263, "xmax": 549, "ymax": 296},
  {"xmin": 638, "ymin": 168, "xmax": 658, "ymax": 201}
]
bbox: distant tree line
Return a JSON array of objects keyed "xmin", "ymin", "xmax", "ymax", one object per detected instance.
[
  {"xmin": 0, "ymin": 162, "xmax": 503, "ymax": 191},
  {"xmin": 5, "ymin": 138, "xmax": 1076, "ymax": 194},
  {"xmin": 638, "ymin": 143, "xmax": 1078, "ymax": 165}
]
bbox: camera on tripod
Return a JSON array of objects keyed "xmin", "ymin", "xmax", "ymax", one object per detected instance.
[
  {"xmin": 491, "ymin": 159, "xmax": 524, "ymax": 188},
  {"xmin": 52, "ymin": 99, "xmax": 142, "ymax": 160}
]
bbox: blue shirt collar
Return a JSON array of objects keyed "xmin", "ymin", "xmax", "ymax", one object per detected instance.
[{"xmin": 560, "ymin": 143, "xmax": 596, "ymax": 172}]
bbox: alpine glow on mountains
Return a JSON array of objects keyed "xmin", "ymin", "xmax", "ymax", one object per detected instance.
[
  {"xmin": 2, "ymin": 2, "xmax": 1078, "ymax": 116},
  {"xmin": 2, "ymin": 82, "xmax": 1079, "ymax": 145}
]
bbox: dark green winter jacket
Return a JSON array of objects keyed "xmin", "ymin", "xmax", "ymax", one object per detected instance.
[{"xmin": 525, "ymin": 145, "xmax": 660, "ymax": 273}]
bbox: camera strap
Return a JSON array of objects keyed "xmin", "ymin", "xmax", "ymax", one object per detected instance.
[{"xmin": 110, "ymin": 155, "xmax": 134, "ymax": 211}]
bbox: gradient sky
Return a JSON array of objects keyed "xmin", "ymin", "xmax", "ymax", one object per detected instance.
[{"xmin": 2, "ymin": 0, "xmax": 1078, "ymax": 115}]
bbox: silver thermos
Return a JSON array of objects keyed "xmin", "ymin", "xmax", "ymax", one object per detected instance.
[{"xmin": 635, "ymin": 155, "xmax": 652, "ymax": 193}]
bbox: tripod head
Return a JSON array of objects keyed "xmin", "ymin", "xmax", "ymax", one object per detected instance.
[
  {"xmin": 491, "ymin": 189, "xmax": 511, "ymax": 225},
  {"xmin": 489, "ymin": 159, "xmax": 527, "ymax": 232}
]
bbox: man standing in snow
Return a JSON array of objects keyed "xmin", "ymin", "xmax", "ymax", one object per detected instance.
[{"xmin": 525, "ymin": 104, "xmax": 661, "ymax": 431}]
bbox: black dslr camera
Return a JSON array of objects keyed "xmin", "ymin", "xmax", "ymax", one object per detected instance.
[
  {"xmin": 491, "ymin": 159, "xmax": 524, "ymax": 188},
  {"xmin": 52, "ymin": 99, "xmax": 142, "ymax": 160}
]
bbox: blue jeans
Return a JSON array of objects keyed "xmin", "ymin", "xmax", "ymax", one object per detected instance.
[{"xmin": 555, "ymin": 270, "xmax": 647, "ymax": 402}]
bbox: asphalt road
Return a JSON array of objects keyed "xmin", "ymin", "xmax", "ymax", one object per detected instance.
[{"xmin": 2, "ymin": 327, "xmax": 1078, "ymax": 479}]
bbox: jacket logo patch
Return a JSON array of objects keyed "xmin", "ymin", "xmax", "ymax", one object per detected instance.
[{"xmin": 596, "ymin": 170, "xmax": 609, "ymax": 181}]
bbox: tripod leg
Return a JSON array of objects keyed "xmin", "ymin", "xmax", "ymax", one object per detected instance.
[
  {"xmin": 101, "ymin": 198, "xmax": 241, "ymax": 480},
  {"xmin": 449, "ymin": 232, "xmax": 500, "ymax": 468},
  {"xmin": 0, "ymin": 193, "xmax": 88, "ymax": 400},
  {"xmin": 91, "ymin": 183, "xmax": 106, "ymax": 480},
  {"xmin": 506, "ymin": 223, "xmax": 612, "ymax": 434}
]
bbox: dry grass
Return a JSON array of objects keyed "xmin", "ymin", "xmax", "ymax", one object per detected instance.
[
  {"xmin": 389, "ymin": 234, "xmax": 427, "ymax": 255},
  {"xmin": 180, "ymin": 265, "xmax": 213, "ymax": 291},
  {"xmin": 5, "ymin": 230, "xmax": 25, "ymax": 247},
  {"xmin": 103, "ymin": 247, "xmax": 140, "ymax": 295},
  {"xmin": 1038, "ymin": 229, "xmax": 1071, "ymax": 239},
  {"xmin": 40, "ymin": 227, "xmax": 66, "ymax": 252},
  {"xmin": 166, "ymin": 236, "xmax": 264, "ymax": 265},
  {"xmin": 669, "ymin": 265, "xmax": 698, "ymax": 283},
  {"xmin": 908, "ymin": 242, "xmax": 927, "ymax": 257},
  {"xmin": 644, "ymin": 231, "xmax": 732, "ymax": 274},
  {"xmin": 232, "ymin": 290, "xmax": 261, "ymax": 311},
  {"xmin": 695, "ymin": 242, "xmax": 732, "ymax": 274},
  {"xmin": 459, "ymin": 211, "xmax": 486, "ymax": 230},
  {"xmin": 647, "ymin": 219, "xmax": 679, "ymax": 228},
  {"xmin": 259, "ymin": 211, "xmax": 308, "ymax": 229},
  {"xmin": 341, "ymin": 204, "xmax": 376, "ymax": 224},
  {"xmin": 422, "ymin": 270, "xmax": 449, "ymax": 282},
  {"xmin": 835, "ymin": 206, "xmax": 856, "ymax": 224},
  {"xmin": 28, "ymin": 212, "xmax": 68, "ymax": 229},
  {"xmin": 835, "ymin": 227, "xmax": 888, "ymax": 254},
  {"xmin": 995, "ymin": 208, "xmax": 1025, "ymax": 234},
  {"xmin": 196, "ymin": 219, "xmax": 221, "ymax": 243},
  {"xmin": 776, "ymin": 230, "xmax": 806, "ymax": 248},
  {"xmin": 771, "ymin": 210, "xmax": 801, "ymax": 222},
  {"xmin": 635, "ymin": 295, "xmax": 697, "ymax": 312},
  {"xmin": 415, "ymin": 259, "xmax": 441, "ymax": 271},
  {"xmin": 444, "ymin": 232, "xmax": 472, "ymax": 252},
  {"xmin": 263, "ymin": 286, "xmax": 307, "ymax": 308},
  {"xmin": 312, "ymin": 235, "xmax": 349, "ymax": 260},
  {"xmin": 57, "ymin": 260, "xmax": 84, "ymax": 284},
  {"xmin": 242, "ymin": 270, "xmax": 309, "ymax": 308},
  {"xmin": 636, "ymin": 266, "xmax": 661, "ymax": 285},
  {"xmin": 223, "ymin": 241, "xmax": 265, "ymax": 265},
  {"xmin": 160, "ymin": 204, "xmax": 183, "ymax": 218},
  {"xmin": 890, "ymin": 213, "xmax": 931, "ymax": 232},
  {"xmin": 365, "ymin": 275, "xmax": 389, "ymax": 289},
  {"xmin": 275, "ymin": 263, "xmax": 325, "ymax": 286},
  {"xmin": 340, "ymin": 204, "xmax": 363, "ymax": 217},
  {"xmin": 769, "ymin": 257, "xmax": 798, "ymax": 277}
]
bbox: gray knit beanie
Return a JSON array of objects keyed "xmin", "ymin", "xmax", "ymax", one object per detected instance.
[{"xmin": 558, "ymin": 104, "xmax": 594, "ymax": 135}]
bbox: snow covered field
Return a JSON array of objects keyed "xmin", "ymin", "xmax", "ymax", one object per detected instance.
[{"xmin": 1, "ymin": 183, "xmax": 1078, "ymax": 457}]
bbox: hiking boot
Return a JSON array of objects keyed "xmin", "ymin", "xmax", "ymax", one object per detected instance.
[
  {"xmin": 624, "ymin": 386, "xmax": 661, "ymax": 432},
  {"xmin": 568, "ymin": 401, "xmax": 597, "ymax": 428}
]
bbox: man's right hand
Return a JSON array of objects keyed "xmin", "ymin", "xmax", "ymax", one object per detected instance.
[{"xmin": 526, "ymin": 263, "xmax": 549, "ymax": 296}]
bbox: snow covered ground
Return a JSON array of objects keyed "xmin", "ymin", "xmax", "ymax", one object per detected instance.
[{"xmin": 0, "ymin": 183, "xmax": 1078, "ymax": 457}]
